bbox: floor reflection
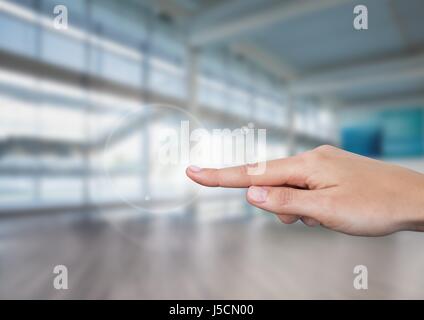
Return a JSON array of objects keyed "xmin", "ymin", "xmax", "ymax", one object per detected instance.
[{"xmin": 0, "ymin": 211, "xmax": 423, "ymax": 299}]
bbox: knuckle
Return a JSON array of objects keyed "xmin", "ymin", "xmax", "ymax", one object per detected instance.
[
  {"xmin": 293, "ymin": 152, "xmax": 307, "ymax": 164},
  {"xmin": 314, "ymin": 144, "xmax": 336, "ymax": 154},
  {"xmin": 302, "ymin": 149, "xmax": 322, "ymax": 165},
  {"xmin": 331, "ymin": 194, "xmax": 343, "ymax": 208},
  {"xmin": 294, "ymin": 152, "xmax": 311, "ymax": 168},
  {"xmin": 323, "ymin": 195, "xmax": 333, "ymax": 208},
  {"xmin": 320, "ymin": 194, "xmax": 336, "ymax": 212},
  {"xmin": 216, "ymin": 169, "xmax": 225, "ymax": 187},
  {"xmin": 239, "ymin": 164, "xmax": 253, "ymax": 184},
  {"xmin": 310, "ymin": 189, "xmax": 334, "ymax": 210},
  {"xmin": 276, "ymin": 188, "xmax": 295, "ymax": 207},
  {"xmin": 305, "ymin": 144, "xmax": 336, "ymax": 163},
  {"xmin": 239, "ymin": 164, "xmax": 249, "ymax": 176}
]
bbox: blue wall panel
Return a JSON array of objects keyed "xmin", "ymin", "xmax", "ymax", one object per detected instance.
[{"xmin": 341, "ymin": 108, "xmax": 424, "ymax": 158}]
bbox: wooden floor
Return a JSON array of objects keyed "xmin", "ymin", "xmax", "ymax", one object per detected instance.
[{"xmin": 1, "ymin": 210, "xmax": 424, "ymax": 299}]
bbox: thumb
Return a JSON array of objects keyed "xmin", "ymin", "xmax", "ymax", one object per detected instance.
[{"xmin": 246, "ymin": 186, "xmax": 323, "ymax": 220}]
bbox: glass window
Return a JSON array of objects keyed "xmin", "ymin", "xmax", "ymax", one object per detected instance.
[
  {"xmin": 199, "ymin": 75, "xmax": 227, "ymax": 109},
  {"xmin": 100, "ymin": 51, "xmax": 142, "ymax": 86},
  {"xmin": 40, "ymin": 177, "xmax": 84, "ymax": 204},
  {"xmin": 0, "ymin": 0, "xmax": 295, "ymax": 217},
  {"xmin": 0, "ymin": 176, "xmax": 34, "ymax": 206},
  {"xmin": 227, "ymin": 86, "xmax": 252, "ymax": 116},
  {"xmin": 39, "ymin": 104, "xmax": 86, "ymax": 142},
  {"xmin": 255, "ymin": 96, "xmax": 286, "ymax": 127},
  {"xmin": 41, "ymin": 30, "xmax": 86, "ymax": 71},
  {"xmin": 0, "ymin": 13, "xmax": 37, "ymax": 57},
  {"xmin": 148, "ymin": 58, "xmax": 185, "ymax": 98},
  {"xmin": 91, "ymin": 0, "xmax": 147, "ymax": 44},
  {"xmin": 0, "ymin": 96, "xmax": 36, "ymax": 137},
  {"xmin": 41, "ymin": 0, "xmax": 87, "ymax": 26}
]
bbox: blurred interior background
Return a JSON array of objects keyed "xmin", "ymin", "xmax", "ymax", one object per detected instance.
[{"xmin": 1, "ymin": 0, "xmax": 424, "ymax": 299}]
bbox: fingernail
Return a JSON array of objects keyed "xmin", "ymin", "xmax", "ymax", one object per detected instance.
[
  {"xmin": 248, "ymin": 186, "xmax": 268, "ymax": 203},
  {"xmin": 188, "ymin": 165, "xmax": 202, "ymax": 173}
]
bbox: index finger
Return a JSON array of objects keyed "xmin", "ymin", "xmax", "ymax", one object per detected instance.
[{"xmin": 185, "ymin": 156, "xmax": 309, "ymax": 188}]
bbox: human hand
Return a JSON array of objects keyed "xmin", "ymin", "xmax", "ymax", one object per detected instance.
[{"xmin": 186, "ymin": 145, "xmax": 424, "ymax": 236}]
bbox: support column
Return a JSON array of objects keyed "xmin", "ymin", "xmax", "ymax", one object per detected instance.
[
  {"xmin": 286, "ymin": 90, "xmax": 296, "ymax": 156},
  {"xmin": 186, "ymin": 46, "xmax": 199, "ymax": 217},
  {"xmin": 82, "ymin": 0, "xmax": 93, "ymax": 206},
  {"xmin": 187, "ymin": 47, "xmax": 199, "ymax": 112},
  {"xmin": 245, "ymin": 62, "xmax": 257, "ymax": 219},
  {"xmin": 33, "ymin": 0, "xmax": 43, "ymax": 204},
  {"xmin": 140, "ymin": 15, "xmax": 155, "ymax": 211}
]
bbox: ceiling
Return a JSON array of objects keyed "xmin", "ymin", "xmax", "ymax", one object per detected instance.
[{"xmin": 141, "ymin": 0, "xmax": 424, "ymax": 108}]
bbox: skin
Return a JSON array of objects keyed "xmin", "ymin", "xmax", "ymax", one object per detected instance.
[{"xmin": 186, "ymin": 145, "xmax": 424, "ymax": 237}]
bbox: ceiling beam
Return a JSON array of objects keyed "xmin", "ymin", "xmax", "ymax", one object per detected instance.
[
  {"xmin": 289, "ymin": 52, "xmax": 424, "ymax": 95},
  {"xmin": 341, "ymin": 94, "xmax": 424, "ymax": 110},
  {"xmin": 230, "ymin": 42, "xmax": 297, "ymax": 81},
  {"xmin": 190, "ymin": 0, "xmax": 258, "ymax": 27},
  {"xmin": 230, "ymin": 42, "xmax": 346, "ymax": 109},
  {"xmin": 135, "ymin": 0, "xmax": 192, "ymax": 20},
  {"xmin": 291, "ymin": 66, "xmax": 424, "ymax": 95},
  {"xmin": 190, "ymin": 0, "xmax": 353, "ymax": 46}
]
